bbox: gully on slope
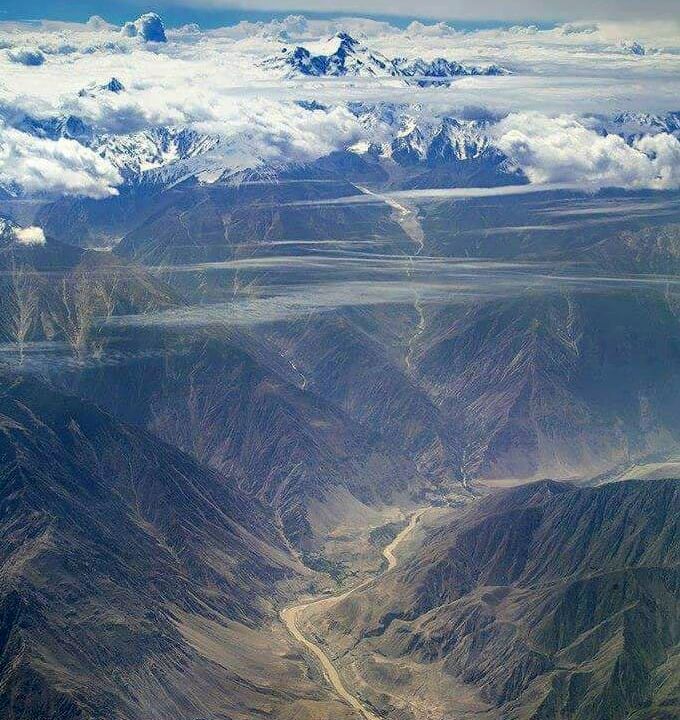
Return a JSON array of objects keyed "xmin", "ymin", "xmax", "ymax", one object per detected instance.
[
  {"xmin": 352, "ymin": 184, "xmax": 427, "ymax": 376},
  {"xmin": 280, "ymin": 508, "xmax": 430, "ymax": 720}
]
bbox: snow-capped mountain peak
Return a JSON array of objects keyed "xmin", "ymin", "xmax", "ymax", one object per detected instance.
[
  {"xmin": 392, "ymin": 57, "xmax": 509, "ymax": 85},
  {"xmin": 266, "ymin": 32, "xmax": 393, "ymax": 77},
  {"xmin": 263, "ymin": 31, "xmax": 508, "ymax": 83},
  {"xmin": 105, "ymin": 77, "xmax": 125, "ymax": 93},
  {"xmin": 78, "ymin": 77, "xmax": 126, "ymax": 98},
  {"xmin": 13, "ymin": 113, "xmax": 94, "ymax": 144},
  {"xmin": 429, "ymin": 118, "xmax": 491, "ymax": 161},
  {"xmin": 91, "ymin": 127, "xmax": 221, "ymax": 181},
  {"xmin": 607, "ymin": 111, "xmax": 680, "ymax": 139}
]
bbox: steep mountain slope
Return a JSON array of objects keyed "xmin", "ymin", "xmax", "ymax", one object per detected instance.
[
  {"xmin": 259, "ymin": 307, "xmax": 462, "ymax": 484},
  {"xmin": 0, "ymin": 216, "xmax": 84, "ymax": 271},
  {"xmin": 0, "ymin": 224, "xmax": 179, "ymax": 362},
  {"xmin": 112, "ymin": 173, "xmax": 412, "ymax": 264},
  {"xmin": 58, "ymin": 329, "xmax": 424, "ymax": 569},
  {"xmin": 91, "ymin": 128, "xmax": 220, "ymax": 184},
  {"xmin": 416, "ymin": 189, "xmax": 680, "ymax": 259},
  {"xmin": 2, "ymin": 106, "xmax": 221, "ymax": 200},
  {"xmin": 607, "ymin": 111, "xmax": 680, "ymax": 140},
  {"xmin": 413, "ymin": 288, "xmax": 680, "ymax": 481},
  {"xmin": 581, "ymin": 222, "xmax": 680, "ymax": 275},
  {"xmin": 347, "ymin": 106, "xmax": 526, "ymax": 188},
  {"xmin": 0, "ymin": 374, "xmax": 343, "ymax": 720},
  {"xmin": 309, "ymin": 479, "xmax": 680, "ymax": 720},
  {"xmin": 23, "ymin": 193, "xmax": 680, "ymax": 492},
  {"xmin": 255, "ymin": 281, "xmax": 680, "ymax": 486}
]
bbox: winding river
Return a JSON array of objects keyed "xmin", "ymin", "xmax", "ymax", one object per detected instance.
[{"xmin": 280, "ymin": 508, "xmax": 429, "ymax": 720}]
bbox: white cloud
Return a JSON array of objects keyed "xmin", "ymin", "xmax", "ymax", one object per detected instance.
[
  {"xmin": 634, "ymin": 133, "xmax": 680, "ymax": 188},
  {"xmin": 492, "ymin": 113, "xmax": 680, "ymax": 189},
  {"xmin": 404, "ymin": 21, "xmax": 457, "ymax": 37},
  {"xmin": 0, "ymin": 123, "xmax": 122, "ymax": 198},
  {"xmin": 1, "ymin": 14, "xmax": 678, "ymax": 120},
  {"xmin": 120, "ymin": 14, "xmax": 168, "ymax": 43},
  {"xmin": 559, "ymin": 23, "xmax": 599, "ymax": 35},
  {"xmin": 121, "ymin": 22, "xmax": 138, "ymax": 39},
  {"xmin": 86, "ymin": 16, "xmax": 115, "ymax": 31},
  {"xmin": 134, "ymin": 13, "xmax": 168, "ymax": 43},
  {"xmin": 13, "ymin": 226, "xmax": 46, "ymax": 246},
  {"xmin": 193, "ymin": 99, "xmax": 366, "ymax": 167}
]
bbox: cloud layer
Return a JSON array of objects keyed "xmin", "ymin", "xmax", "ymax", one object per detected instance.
[
  {"xmin": 0, "ymin": 122, "xmax": 122, "ymax": 197},
  {"xmin": 494, "ymin": 114, "xmax": 680, "ymax": 190},
  {"xmin": 13, "ymin": 225, "xmax": 46, "ymax": 245},
  {"xmin": 0, "ymin": 12, "xmax": 678, "ymax": 196}
]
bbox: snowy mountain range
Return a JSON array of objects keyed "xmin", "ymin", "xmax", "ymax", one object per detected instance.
[
  {"xmin": 348, "ymin": 104, "xmax": 497, "ymax": 162},
  {"xmin": 91, "ymin": 127, "xmax": 221, "ymax": 182},
  {"xmin": 608, "ymin": 111, "xmax": 680, "ymax": 139},
  {"xmin": 78, "ymin": 77, "xmax": 126, "ymax": 98},
  {"xmin": 264, "ymin": 32, "xmax": 509, "ymax": 84},
  {"xmin": 3, "ymin": 85, "xmax": 680, "ymax": 197}
]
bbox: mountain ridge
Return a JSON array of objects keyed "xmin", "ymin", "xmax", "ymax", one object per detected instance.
[
  {"xmin": 0, "ymin": 374, "xmax": 369, "ymax": 720},
  {"xmin": 264, "ymin": 32, "xmax": 509, "ymax": 83},
  {"xmin": 308, "ymin": 478, "xmax": 680, "ymax": 720}
]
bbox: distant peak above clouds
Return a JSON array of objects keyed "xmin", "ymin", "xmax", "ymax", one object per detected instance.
[
  {"xmin": 264, "ymin": 32, "xmax": 393, "ymax": 77},
  {"xmin": 264, "ymin": 31, "xmax": 510, "ymax": 84},
  {"xmin": 78, "ymin": 77, "xmax": 125, "ymax": 98},
  {"xmin": 7, "ymin": 47, "xmax": 45, "ymax": 66},
  {"xmin": 104, "ymin": 77, "xmax": 125, "ymax": 93}
]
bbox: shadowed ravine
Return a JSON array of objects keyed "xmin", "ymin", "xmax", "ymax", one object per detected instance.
[{"xmin": 280, "ymin": 508, "xmax": 430, "ymax": 720}]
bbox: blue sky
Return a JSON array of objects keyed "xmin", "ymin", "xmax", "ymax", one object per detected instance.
[
  {"xmin": 1, "ymin": 1, "xmax": 279, "ymax": 26},
  {"xmin": 0, "ymin": 1, "xmax": 551, "ymax": 30},
  {"xmin": 0, "ymin": 1, "xmax": 437, "ymax": 27},
  {"xmin": 2, "ymin": 0, "xmax": 676, "ymax": 26}
]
